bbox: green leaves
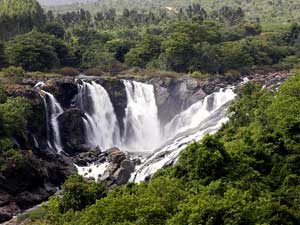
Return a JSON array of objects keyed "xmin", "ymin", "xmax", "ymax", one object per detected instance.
[{"xmin": 5, "ymin": 31, "xmax": 68, "ymax": 71}]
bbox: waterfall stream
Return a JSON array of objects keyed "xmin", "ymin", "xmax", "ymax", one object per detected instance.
[
  {"xmin": 77, "ymin": 81, "xmax": 121, "ymax": 150},
  {"xmin": 122, "ymin": 80, "xmax": 161, "ymax": 152},
  {"xmin": 35, "ymin": 83, "xmax": 64, "ymax": 153}
]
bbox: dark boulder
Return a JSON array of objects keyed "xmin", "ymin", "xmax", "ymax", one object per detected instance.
[
  {"xmin": 58, "ymin": 108, "xmax": 87, "ymax": 156},
  {"xmin": 114, "ymin": 168, "xmax": 132, "ymax": 185}
]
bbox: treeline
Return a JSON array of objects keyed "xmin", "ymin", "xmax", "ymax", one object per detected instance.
[
  {"xmin": 22, "ymin": 72, "xmax": 300, "ymax": 225},
  {"xmin": 1, "ymin": 0, "xmax": 300, "ymax": 77}
]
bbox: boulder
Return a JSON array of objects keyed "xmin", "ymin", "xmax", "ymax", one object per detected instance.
[
  {"xmin": 58, "ymin": 108, "xmax": 87, "ymax": 156},
  {"xmin": 107, "ymin": 147, "xmax": 127, "ymax": 166},
  {"xmin": 114, "ymin": 168, "xmax": 132, "ymax": 185},
  {"xmin": 120, "ymin": 160, "xmax": 135, "ymax": 173}
]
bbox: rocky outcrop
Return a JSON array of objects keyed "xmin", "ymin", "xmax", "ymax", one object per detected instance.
[
  {"xmin": 42, "ymin": 78, "xmax": 78, "ymax": 109},
  {"xmin": 5, "ymin": 84, "xmax": 48, "ymax": 152},
  {"xmin": 74, "ymin": 147, "xmax": 104, "ymax": 166},
  {"xmin": 0, "ymin": 152, "xmax": 75, "ymax": 222},
  {"xmin": 98, "ymin": 148, "xmax": 135, "ymax": 186},
  {"xmin": 58, "ymin": 108, "xmax": 87, "ymax": 156}
]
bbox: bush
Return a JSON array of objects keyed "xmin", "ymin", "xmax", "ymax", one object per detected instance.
[
  {"xmin": 190, "ymin": 71, "xmax": 212, "ymax": 79},
  {"xmin": 224, "ymin": 69, "xmax": 241, "ymax": 81},
  {"xmin": 59, "ymin": 174, "xmax": 107, "ymax": 212},
  {"xmin": 0, "ymin": 149, "xmax": 24, "ymax": 172},
  {"xmin": 0, "ymin": 66, "xmax": 25, "ymax": 77},
  {"xmin": 60, "ymin": 67, "xmax": 80, "ymax": 76},
  {"xmin": 84, "ymin": 67, "xmax": 104, "ymax": 76}
]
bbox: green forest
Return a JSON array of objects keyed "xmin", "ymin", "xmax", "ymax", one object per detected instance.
[
  {"xmin": 1, "ymin": 0, "xmax": 300, "ymax": 78},
  {"xmin": 0, "ymin": 0, "xmax": 300, "ymax": 224}
]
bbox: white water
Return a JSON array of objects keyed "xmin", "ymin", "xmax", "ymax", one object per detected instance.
[
  {"xmin": 76, "ymin": 81, "xmax": 236, "ymax": 181},
  {"xmin": 77, "ymin": 81, "xmax": 121, "ymax": 151},
  {"xmin": 122, "ymin": 80, "xmax": 161, "ymax": 152},
  {"xmin": 34, "ymin": 82, "xmax": 64, "ymax": 153},
  {"xmin": 132, "ymin": 89, "xmax": 235, "ymax": 182},
  {"xmin": 42, "ymin": 91, "xmax": 64, "ymax": 153}
]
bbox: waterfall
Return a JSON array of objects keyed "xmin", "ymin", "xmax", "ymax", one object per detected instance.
[
  {"xmin": 37, "ymin": 78, "xmax": 237, "ymax": 182},
  {"xmin": 122, "ymin": 80, "xmax": 161, "ymax": 152},
  {"xmin": 76, "ymin": 81, "xmax": 121, "ymax": 151},
  {"xmin": 41, "ymin": 91, "xmax": 64, "ymax": 153},
  {"xmin": 163, "ymin": 88, "xmax": 236, "ymax": 140},
  {"xmin": 34, "ymin": 82, "xmax": 64, "ymax": 153},
  {"xmin": 132, "ymin": 88, "xmax": 236, "ymax": 182}
]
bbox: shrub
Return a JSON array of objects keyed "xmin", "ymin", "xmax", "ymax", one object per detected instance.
[
  {"xmin": 224, "ymin": 69, "xmax": 241, "ymax": 81},
  {"xmin": 0, "ymin": 66, "xmax": 25, "ymax": 77},
  {"xmin": 60, "ymin": 67, "xmax": 80, "ymax": 77},
  {"xmin": 190, "ymin": 71, "xmax": 212, "ymax": 79},
  {"xmin": 59, "ymin": 174, "xmax": 107, "ymax": 212},
  {"xmin": 84, "ymin": 67, "xmax": 104, "ymax": 76}
]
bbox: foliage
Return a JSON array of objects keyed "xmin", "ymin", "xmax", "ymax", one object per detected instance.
[
  {"xmin": 58, "ymin": 174, "xmax": 107, "ymax": 212},
  {"xmin": 0, "ymin": 0, "xmax": 45, "ymax": 40},
  {"xmin": 0, "ymin": 94, "xmax": 30, "ymax": 172},
  {"xmin": 60, "ymin": 67, "xmax": 80, "ymax": 76},
  {"xmin": 0, "ymin": 66, "xmax": 25, "ymax": 77}
]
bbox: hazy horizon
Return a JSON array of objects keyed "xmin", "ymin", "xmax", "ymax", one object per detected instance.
[{"xmin": 38, "ymin": 0, "xmax": 97, "ymax": 6}]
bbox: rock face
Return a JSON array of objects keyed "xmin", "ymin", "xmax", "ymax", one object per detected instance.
[
  {"xmin": 0, "ymin": 152, "xmax": 75, "ymax": 222},
  {"xmin": 6, "ymin": 84, "xmax": 48, "ymax": 151},
  {"xmin": 150, "ymin": 77, "xmax": 207, "ymax": 125},
  {"xmin": 58, "ymin": 108, "xmax": 87, "ymax": 156},
  {"xmin": 42, "ymin": 78, "xmax": 78, "ymax": 109}
]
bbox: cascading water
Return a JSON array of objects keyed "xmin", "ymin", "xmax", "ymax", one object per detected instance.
[
  {"xmin": 75, "ymin": 79, "xmax": 236, "ymax": 182},
  {"xmin": 132, "ymin": 88, "xmax": 236, "ymax": 182},
  {"xmin": 42, "ymin": 91, "xmax": 64, "ymax": 153},
  {"xmin": 76, "ymin": 81, "xmax": 121, "ymax": 150},
  {"xmin": 34, "ymin": 82, "xmax": 64, "ymax": 153},
  {"xmin": 37, "ymin": 78, "xmax": 238, "ymax": 182},
  {"xmin": 122, "ymin": 80, "xmax": 161, "ymax": 152}
]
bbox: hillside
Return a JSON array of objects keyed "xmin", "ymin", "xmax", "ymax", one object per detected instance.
[{"xmin": 42, "ymin": 0, "xmax": 300, "ymax": 23}]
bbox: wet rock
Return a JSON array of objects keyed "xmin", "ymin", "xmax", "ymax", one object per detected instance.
[
  {"xmin": 114, "ymin": 168, "xmax": 131, "ymax": 185},
  {"xmin": 58, "ymin": 109, "xmax": 87, "ymax": 156},
  {"xmin": 74, "ymin": 147, "xmax": 103, "ymax": 166},
  {"xmin": 120, "ymin": 160, "xmax": 135, "ymax": 173},
  {"xmin": 42, "ymin": 78, "xmax": 78, "ymax": 109},
  {"xmin": 97, "ymin": 148, "xmax": 136, "ymax": 187}
]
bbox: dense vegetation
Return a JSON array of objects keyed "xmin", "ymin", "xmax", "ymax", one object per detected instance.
[
  {"xmin": 44, "ymin": 0, "xmax": 300, "ymax": 24},
  {"xmin": 1, "ymin": 0, "xmax": 300, "ymax": 78},
  {"xmin": 0, "ymin": 85, "xmax": 31, "ymax": 172},
  {"xmin": 21, "ymin": 72, "xmax": 300, "ymax": 225}
]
